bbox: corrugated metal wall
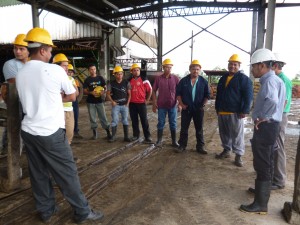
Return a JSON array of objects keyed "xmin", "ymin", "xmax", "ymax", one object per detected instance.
[{"xmin": 0, "ymin": 4, "xmax": 102, "ymax": 44}]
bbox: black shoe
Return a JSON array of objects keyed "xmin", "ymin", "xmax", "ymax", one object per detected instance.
[
  {"xmin": 215, "ymin": 149, "xmax": 231, "ymax": 159},
  {"xmin": 234, "ymin": 154, "xmax": 243, "ymax": 167},
  {"xmin": 130, "ymin": 136, "xmax": 139, "ymax": 142},
  {"xmin": 270, "ymin": 184, "xmax": 285, "ymax": 190},
  {"xmin": 74, "ymin": 209, "xmax": 104, "ymax": 224},
  {"xmin": 248, "ymin": 187, "xmax": 255, "ymax": 194},
  {"xmin": 197, "ymin": 147, "xmax": 207, "ymax": 155},
  {"xmin": 143, "ymin": 137, "xmax": 153, "ymax": 144},
  {"xmin": 74, "ymin": 132, "xmax": 83, "ymax": 139},
  {"xmin": 174, "ymin": 146, "xmax": 186, "ymax": 153},
  {"xmin": 40, "ymin": 205, "xmax": 59, "ymax": 222},
  {"xmin": 92, "ymin": 129, "xmax": 98, "ymax": 140},
  {"xmin": 74, "ymin": 157, "xmax": 81, "ymax": 163}
]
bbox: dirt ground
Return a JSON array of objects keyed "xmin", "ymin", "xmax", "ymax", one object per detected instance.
[
  {"xmin": 0, "ymin": 98, "xmax": 300, "ymax": 225},
  {"xmin": 68, "ymin": 98, "xmax": 300, "ymax": 225}
]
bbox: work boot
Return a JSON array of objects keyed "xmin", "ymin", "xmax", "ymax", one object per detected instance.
[
  {"xmin": 171, "ymin": 130, "xmax": 179, "ymax": 147},
  {"xmin": 234, "ymin": 154, "xmax": 243, "ymax": 167},
  {"xmin": 240, "ymin": 180, "xmax": 271, "ymax": 215},
  {"xmin": 156, "ymin": 129, "xmax": 163, "ymax": 147},
  {"xmin": 74, "ymin": 209, "xmax": 104, "ymax": 224},
  {"xmin": 248, "ymin": 183, "xmax": 284, "ymax": 194},
  {"xmin": 105, "ymin": 128, "xmax": 112, "ymax": 140},
  {"xmin": 109, "ymin": 126, "xmax": 117, "ymax": 142},
  {"xmin": 215, "ymin": 149, "xmax": 231, "ymax": 159},
  {"xmin": 92, "ymin": 129, "xmax": 98, "ymax": 140},
  {"xmin": 123, "ymin": 125, "xmax": 131, "ymax": 142}
]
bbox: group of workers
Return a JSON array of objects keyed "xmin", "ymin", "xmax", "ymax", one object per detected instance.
[{"xmin": 0, "ymin": 25, "xmax": 292, "ymax": 223}]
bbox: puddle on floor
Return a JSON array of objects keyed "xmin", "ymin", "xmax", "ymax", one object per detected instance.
[
  {"xmin": 244, "ymin": 117, "xmax": 253, "ymax": 125},
  {"xmin": 286, "ymin": 127, "xmax": 300, "ymax": 136},
  {"xmin": 288, "ymin": 120, "xmax": 299, "ymax": 125},
  {"xmin": 244, "ymin": 127, "xmax": 252, "ymax": 134}
]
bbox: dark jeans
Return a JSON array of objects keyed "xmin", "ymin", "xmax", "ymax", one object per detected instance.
[
  {"xmin": 72, "ymin": 100, "xmax": 79, "ymax": 133},
  {"xmin": 21, "ymin": 128, "xmax": 90, "ymax": 220},
  {"xmin": 251, "ymin": 121, "xmax": 280, "ymax": 181},
  {"xmin": 178, "ymin": 108, "xmax": 204, "ymax": 149},
  {"xmin": 129, "ymin": 102, "xmax": 151, "ymax": 139}
]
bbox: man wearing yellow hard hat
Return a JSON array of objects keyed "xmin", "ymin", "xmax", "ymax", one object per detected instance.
[
  {"xmin": 67, "ymin": 64, "xmax": 83, "ymax": 139},
  {"xmin": 15, "ymin": 27, "xmax": 103, "ymax": 223},
  {"xmin": 1, "ymin": 33, "xmax": 29, "ymax": 155},
  {"xmin": 83, "ymin": 64, "xmax": 111, "ymax": 140},
  {"xmin": 106, "ymin": 65, "xmax": 131, "ymax": 142},
  {"xmin": 52, "ymin": 53, "xmax": 79, "ymax": 146},
  {"xmin": 128, "ymin": 63, "xmax": 152, "ymax": 143},
  {"xmin": 215, "ymin": 54, "xmax": 253, "ymax": 167},
  {"xmin": 175, "ymin": 59, "xmax": 210, "ymax": 154},
  {"xmin": 152, "ymin": 58, "xmax": 179, "ymax": 147}
]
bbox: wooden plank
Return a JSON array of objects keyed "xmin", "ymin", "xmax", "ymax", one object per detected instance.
[
  {"xmin": 282, "ymin": 134, "xmax": 300, "ymax": 224},
  {"xmin": 0, "ymin": 83, "xmax": 22, "ymax": 192}
]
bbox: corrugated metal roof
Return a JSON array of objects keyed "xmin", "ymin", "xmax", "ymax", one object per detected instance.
[{"xmin": 0, "ymin": 0, "xmax": 24, "ymax": 7}]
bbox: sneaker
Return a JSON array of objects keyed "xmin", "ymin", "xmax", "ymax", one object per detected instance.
[
  {"xmin": 234, "ymin": 154, "xmax": 243, "ymax": 167},
  {"xmin": 74, "ymin": 209, "xmax": 104, "ymax": 224},
  {"xmin": 40, "ymin": 205, "xmax": 59, "ymax": 222},
  {"xmin": 215, "ymin": 149, "xmax": 231, "ymax": 159}
]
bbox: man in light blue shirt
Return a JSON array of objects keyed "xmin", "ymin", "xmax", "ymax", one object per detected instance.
[
  {"xmin": 1, "ymin": 34, "xmax": 29, "ymax": 155},
  {"xmin": 240, "ymin": 48, "xmax": 285, "ymax": 215}
]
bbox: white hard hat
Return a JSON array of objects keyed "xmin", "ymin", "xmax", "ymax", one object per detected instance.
[
  {"xmin": 274, "ymin": 52, "xmax": 286, "ymax": 65},
  {"xmin": 250, "ymin": 48, "xmax": 276, "ymax": 65}
]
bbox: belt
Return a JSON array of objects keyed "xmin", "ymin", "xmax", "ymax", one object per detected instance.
[{"xmin": 265, "ymin": 119, "xmax": 279, "ymax": 123}]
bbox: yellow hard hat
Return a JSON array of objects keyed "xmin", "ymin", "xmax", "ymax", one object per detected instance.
[
  {"xmin": 24, "ymin": 27, "xmax": 56, "ymax": 47},
  {"xmin": 94, "ymin": 86, "xmax": 104, "ymax": 97},
  {"xmin": 162, "ymin": 58, "xmax": 173, "ymax": 66},
  {"xmin": 228, "ymin": 54, "xmax": 242, "ymax": 63},
  {"xmin": 68, "ymin": 64, "xmax": 75, "ymax": 71},
  {"xmin": 13, "ymin": 34, "xmax": 28, "ymax": 47},
  {"xmin": 130, "ymin": 63, "xmax": 140, "ymax": 72},
  {"xmin": 113, "ymin": 65, "xmax": 123, "ymax": 74},
  {"xmin": 52, "ymin": 53, "xmax": 69, "ymax": 64},
  {"xmin": 190, "ymin": 59, "xmax": 201, "ymax": 67}
]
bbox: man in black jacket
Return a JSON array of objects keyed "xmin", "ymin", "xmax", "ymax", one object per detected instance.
[
  {"xmin": 215, "ymin": 54, "xmax": 253, "ymax": 167},
  {"xmin": 175, "ymin": 60, "xmax": 210, "ymax": 154}
]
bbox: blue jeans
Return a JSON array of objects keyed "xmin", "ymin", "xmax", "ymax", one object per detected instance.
[
  {"xmin": 111, "ymin": 105, "xmax": 129, "ymax": 127},
  {"xmin": 87, "ymin": 103, "xmax": 110, "ymax": 130},
  {"xmin": 157, "ymin": 106, "xmax": 177, "ymax": 131}
]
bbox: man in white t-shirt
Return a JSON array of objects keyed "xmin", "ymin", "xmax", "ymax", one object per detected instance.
[{"xmin": 16, "ymin": 27, "xmax": 103, "ymax": 224}]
